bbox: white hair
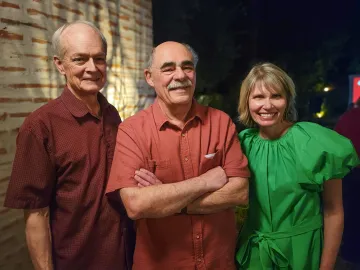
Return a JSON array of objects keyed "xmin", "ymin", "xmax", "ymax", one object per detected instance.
[{"xmin": 52, "ymin": 20, "xmax": 107, "ymax": 59}]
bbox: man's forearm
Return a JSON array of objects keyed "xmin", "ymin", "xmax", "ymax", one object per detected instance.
[
  {"xmin": 187, "ymin": 177, "xmax": 249, "ymax": 214},
  {"xmin": 121, "ymin": 176, "xmax": 218, "ymax": 219},
  {"xmin": 24, "ymin": 208, "xmax": 53, "ymax": 270}
]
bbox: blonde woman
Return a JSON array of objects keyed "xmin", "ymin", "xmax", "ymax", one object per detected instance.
[{"xmin": 236, "ymin": 63, "xmax": 359, "ymax": 269}]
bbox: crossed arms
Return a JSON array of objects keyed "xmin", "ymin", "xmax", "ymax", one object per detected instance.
[
  {"xmin": 120, "ymin": 167, "xmax": 249, "ymax": 220},
  {"xmin": 108, "ymin": 117, "xmax": 250, "ymax": 220}
]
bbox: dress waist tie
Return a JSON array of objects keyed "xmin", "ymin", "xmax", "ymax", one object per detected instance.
[{"xmin": 237, "ymin": 214, "xmax": 323, "ymax": 269}]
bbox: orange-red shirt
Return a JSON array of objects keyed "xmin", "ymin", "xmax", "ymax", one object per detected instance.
[{"xmin": 107, "ymin": 99, "xmax": 250, "ymax": 270}]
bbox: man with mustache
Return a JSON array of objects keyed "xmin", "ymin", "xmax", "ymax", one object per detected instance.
[
  {"xmin": 4, "ymin": 21, "xmax": 134, "ymax": 270},
  {"xmin": 106, "ymin": 41, "xmax": 250, "ymax": 269}
]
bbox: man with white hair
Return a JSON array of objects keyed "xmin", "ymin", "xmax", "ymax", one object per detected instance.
[
  {"xmin": 4, "ymin": 21, "xmax": 134, "ymax": 270},
  {"xmin": 106, "ymin": 41, "xmax": 250, "ymax": 269}
]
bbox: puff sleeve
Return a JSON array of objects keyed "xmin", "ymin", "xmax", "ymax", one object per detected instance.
[{"xmin": 293, "ymin": 122, "xmax": 359, "ymax": 186}]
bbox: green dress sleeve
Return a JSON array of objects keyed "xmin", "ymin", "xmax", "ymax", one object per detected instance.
[{"xmin": 292, "ymin": 122, "xmax": 359, "ymax": 186}]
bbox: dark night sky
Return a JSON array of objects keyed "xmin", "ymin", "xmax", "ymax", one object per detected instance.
[
  {"xmin": 152, "ymin": 0, "xmax": 360, "ymax": 120},
  {"xmin": 153, "ymin": 0, "xmax": 359, "ymax": 57},
  {"xmin": 256, "ymin": 0, "xmax": 357, "ymax": 55}
]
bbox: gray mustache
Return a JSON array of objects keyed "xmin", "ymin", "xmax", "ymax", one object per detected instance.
[{"xmin": 167, "ymin": 80, "xmax": 192, "ymax": 90}]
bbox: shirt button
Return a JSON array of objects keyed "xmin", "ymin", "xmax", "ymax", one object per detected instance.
[
  {"xmin": 184, "ymin": 157, "xmax": 188, "ymax": 162},
  {"xmin": 197, "ymin": 258, "xmax": 202, "ymax": 262},
  {"xmin": 196, "ymin": 235, "xmax": 200, "ymax": 239},
  {"xmin": 181, "ymin": 133, "xmax": 186, "ymax": 137}
]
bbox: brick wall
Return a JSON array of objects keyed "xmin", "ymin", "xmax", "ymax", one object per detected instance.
[{"xmin": 0, "ymin": 1, "xmax": 153, "ymax": 269}]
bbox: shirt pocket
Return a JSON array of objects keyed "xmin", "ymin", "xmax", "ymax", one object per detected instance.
[
  {"xmin": 199, "ymin": 150, "xmax": 222, "ymax": 174},
  {"xmin": 146, "ymin": 158, "xmax": 172, "ymax": 183}
]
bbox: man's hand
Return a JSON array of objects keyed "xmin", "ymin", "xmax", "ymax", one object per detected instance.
[
  {"xmin": 134, "ymin": 169, "xmax": 163, "ymax": 187},
  {"xmin": 199, "ymin": 166, "xmax": 228, "ymax": 191}
]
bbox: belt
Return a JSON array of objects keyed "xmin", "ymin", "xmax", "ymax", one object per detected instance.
[{"xmin": 236, "ymin": 214, "xmax": 323, "ymax": 269}]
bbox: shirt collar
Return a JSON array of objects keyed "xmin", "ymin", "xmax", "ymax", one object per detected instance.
[
  {"xmin": 61, "ymin": 86, "xmax": 110, "ymax": 118},
  {"xmin": 153, "ymin": 98, "xmax": 206, "ymax": 130}
]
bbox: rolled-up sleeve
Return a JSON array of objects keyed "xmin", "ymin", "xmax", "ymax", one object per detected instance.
[
  {"xmin": 223, "ymin": 119, "xmax": 251, "ymax": 178},
  {"xmin": 106, "ymin": 123, "xmax": 146, "ymax": 194}
]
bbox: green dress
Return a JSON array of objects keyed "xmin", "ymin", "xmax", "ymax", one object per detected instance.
[{"xmin": 236, "ymin": 122, "xmax": 359, "ymax": 270}]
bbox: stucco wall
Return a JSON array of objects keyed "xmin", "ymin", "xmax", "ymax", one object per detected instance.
[{"xmin": 0, "ymin": 1, "xmax": 153, "ymax": 269}]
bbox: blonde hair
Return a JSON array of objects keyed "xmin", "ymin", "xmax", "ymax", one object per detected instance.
[{"xmin": 238, "ymin": 62, "xmax": 297, "ymax": 127}]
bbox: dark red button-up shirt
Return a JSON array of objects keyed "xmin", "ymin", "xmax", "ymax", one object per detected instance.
[
  {"xmin": 335, "ymin": 107, "xmax": 360, "ymax": 159},
  {"xmin": 4, "ymin": 87, "xmax": 134, "ymax": 270}
]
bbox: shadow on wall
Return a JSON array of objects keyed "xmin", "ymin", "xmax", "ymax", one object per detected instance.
[{"xmin": 103, "ymin": 0, "xmax": 155, "ymax": 119}]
